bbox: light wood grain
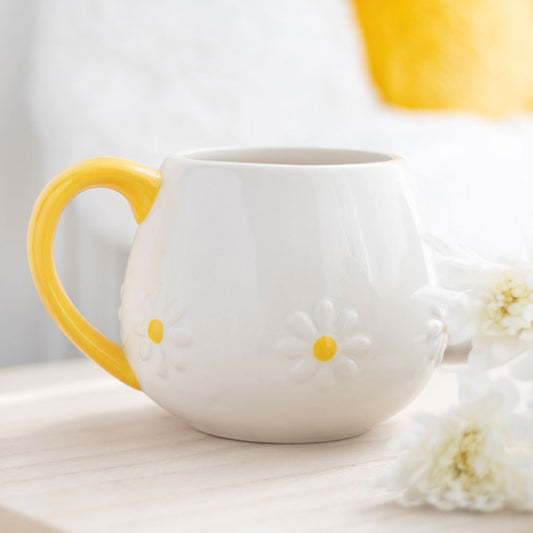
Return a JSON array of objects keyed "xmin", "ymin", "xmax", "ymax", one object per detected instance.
[{"xmin": 0, "ymin": 359, "xmax": 531, "ymax": 532}]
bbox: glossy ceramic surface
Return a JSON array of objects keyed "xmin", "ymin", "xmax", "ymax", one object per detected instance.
[{"xmin": 116, "ymin": 148, "xmax": 443, "ymax": 442}]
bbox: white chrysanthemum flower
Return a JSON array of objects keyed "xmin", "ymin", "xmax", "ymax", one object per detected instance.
[
  {"xmin": 278, "ymin": 298, "xmax": 371, "ymax": 389},
  {"xmin": 381, "ymin": 371, "xmax": 533, "ymax": 511},
  {"xmin": 420, "ymin": 236, "xmax": 533, "ymax": 375}
]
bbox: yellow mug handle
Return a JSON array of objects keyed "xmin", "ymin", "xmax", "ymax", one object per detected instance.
[{"xmin": 28, "ymin": 157, "xmax": 162, "ymax": 389}]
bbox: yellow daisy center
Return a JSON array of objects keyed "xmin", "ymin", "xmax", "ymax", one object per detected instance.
[
  {"xmin": 313, "ymin": 335, "xmax": 337, "ymax": 362},
  {"xmin": 148, "ymin": 319, "xmax": 164, "ymax": 344}
]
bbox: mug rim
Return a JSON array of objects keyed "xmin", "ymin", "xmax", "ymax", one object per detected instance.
[{"xmin": 172, "ymin": 146, "xmax": 401, "ymax": 169}]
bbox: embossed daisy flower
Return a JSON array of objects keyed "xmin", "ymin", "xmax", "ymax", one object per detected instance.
[
  {"xmin": 278, "ymin": 298, "xmax": 371, "ymax": 389},
  {"xmin": 134, "ymin": 291, "xmax": 192, "ymax": 377}
]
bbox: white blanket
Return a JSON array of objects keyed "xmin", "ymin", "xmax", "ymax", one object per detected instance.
[{"xmin": 23, "ymin": 0, "xmax": 533, "ymax": 360}]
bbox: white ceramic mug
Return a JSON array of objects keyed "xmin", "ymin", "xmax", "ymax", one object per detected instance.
[{"xmin": 29, "ymin": 147, "xmax": 446, "ymax": 443}]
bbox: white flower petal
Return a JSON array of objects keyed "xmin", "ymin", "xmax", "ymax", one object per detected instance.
[
  {"xmin": 144, "ymin": 297, "xmax": 153, "ymax": 318},
  {"xmin": 470, "ymin": 334, "xmax": 522, "ymax": 368},
  {"xmin": 289, "ymin": 358, "xmax": 317, "ymax": 382},
  {"xmin": 333, "ymin": 356, "xmax": 359, "ymax": 379},
  {"xmin": 164, "ymin": 344, "xmax": 188, "ymax": 369},
  {"xmin": 337, "ymin": 310, "xmax": 359, "ymax": 337},
  {"xmin": 154, "ymin": 347, "xmax": 167, "ymax": 377},
  {"xmin": 466, "ymin": 348, "xmax": 489, "ymax": 374},
  {"xmin": 489, "ymin": 337, "xmax": 522, "ymax": 364},
  {"xmin": 519, "ymin": 328, "xmax": 533, "ymax": 342},
  {"xmin": 167, "ymin": 302, "xmax": 185, "ymax": 325},
  {"xmin": 448, "ymin": 316, "xmax": 478, "ymax": 346},
  {"xmin": 315, "ymin": 364, "xmax": 335, "ymax": 389},
  {"xmin": 508, "ymin": 350, "xmax": 533, "ymax": 381},
  {"xmin": 344, "ymin": 336, "xmax": 371, "ymax": 356},
  {"xmin": 134, "ymin": 317, "xmax": 147, "ymax": 335},
  {"xmin": 278, "ymin": 338, "xmax": 309, "ymax": 358},
  {"xmin": 140, "ymin": 339, "xmax": 152, "ymax": 361},
  {"xmin": 156, "ymin": 290, "xmax": 167, "ymax": 313},
  {"xmin": 313, "ymin": 298, "xmax": 334, "ymax": 333},
  {"xmin": 379, "ymin": 371, "xmax": 533, "ymax": 512},
  {"xmin": 169, "ymin": 329, "xmax": 192, "ymax": 348},
  {"xmin": 286, "ymin": 312, "xmax": 317, "ymax": 340}
]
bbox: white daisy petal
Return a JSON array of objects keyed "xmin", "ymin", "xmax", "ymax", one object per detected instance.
[
  {"xmin": 278, "ymin": 338, "xmax": 309, "ymax": 358},
  {"xmin": 134, "ymin": 319, "xmax": 146, "ymax": 336},
  {"xmin": 344, "ymin": 336, "xmax": 371, "ymax": 356},
  {"xmin": 170, "ymin": 329, "xmax": 192, "ymax": 348},
  {"xmin": 315, "ymin": 364, "xmax": 335, "ymax": 389},
  {"xmin": 140, "ymin": 339, "xmax": 152, "ymax": 361},
  {"xmin": 156, "ymin": 290, "xmax": 167, "ymax": 313},
  {"xmin": 337, "ymin": 310, "xmax": 359, "ymax": 337},
  {"xmin": 334, "ymin": 356, "xmax": 359, "ymax": 379},
  {"xmin": 313, "ymin": 298, "xmax": 335, "ymax": 333},
  {"xmin": 163, "ymin": 344, "xmax": 188, "ymax": 369},
  {"xmin": 289, "ymin": 358, "xmax": 317, "ymax": 382},
  {"xmin": 167, "ymin": 302, "xmax": 185, "ymax": 325},
  {"xmin": 154, "ymin": 347, "xmax": 167, "ymax": 377},
  {"xmin": 286, "ymin": 312, "xmax": 317, "ymax": 340},
  {"xmin": 144, "ymin": 297, "xmax": 153, "ymax": 317},
  {"xmin": 169, "ymin": 352, "xmax": 188, "ymax": 369}
]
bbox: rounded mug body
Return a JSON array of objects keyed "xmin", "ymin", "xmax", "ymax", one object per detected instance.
[{"xmin": 118, "ymin": 148, "xmax": 444, "ymax": 442}]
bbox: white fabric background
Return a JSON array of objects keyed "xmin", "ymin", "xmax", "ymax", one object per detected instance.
[
  {"xmin": 2, "ymin": 0, "xmax": 533, "ymax": 365},
  {"xmin": 0, "ymin": 1, "xmax": 64, "ymax": 365}
]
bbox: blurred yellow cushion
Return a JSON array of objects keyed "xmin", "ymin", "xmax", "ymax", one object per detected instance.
[{"xmin": 355, "ymin": 0, "xmax": 533, "ymax": 116}]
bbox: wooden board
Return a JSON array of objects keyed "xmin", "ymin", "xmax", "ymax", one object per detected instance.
[{"xmin": 0, "ymin": 358, "xmax": 531, "ymax": 532}]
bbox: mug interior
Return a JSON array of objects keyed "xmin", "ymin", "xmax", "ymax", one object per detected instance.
[{"xmin": 181, "ymin": 147, "xmax": 395, "ymax": 166}]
